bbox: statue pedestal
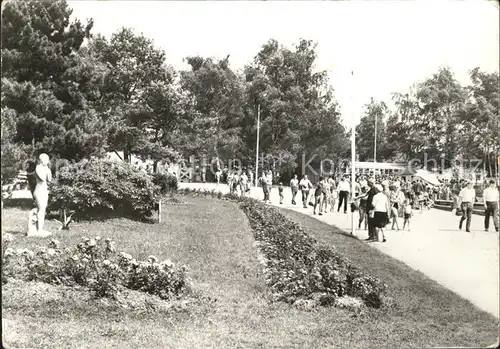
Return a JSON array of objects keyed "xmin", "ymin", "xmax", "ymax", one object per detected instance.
[{"xmin": 26, "ymin": 208, "xmax": 52, "ymax": 237}]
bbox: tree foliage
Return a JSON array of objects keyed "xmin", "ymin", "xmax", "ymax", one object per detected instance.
[
  {"xmin": 2, "ymin": 0, "xmax": 498, "ymax": 185},
  {"xmin": 1, "ymin": 0, "xmax": 106, "ymax": 182},
  {"xmin": 243, "ymin": 39, "xmax": 348, "ymax": 176},
  {"xmin": 177, "ymin": 56, "xmax": 245, "ymax": 159},
  {"xmin": 385, "ymin": 67, "xmax": 499, "ymax": 175},
  {"xmin": 356, "ymin": 98, "xmax": 390, "ymax": 162},
  {"xmin": 88, "ymin": 28, "xmax": 179, "ymax": 163}
]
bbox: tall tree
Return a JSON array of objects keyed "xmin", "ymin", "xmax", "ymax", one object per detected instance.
[
  {"xmin": 177, "ymin": 56, "xmax": 245, "ymax": 161},
  {"xmin": 1, "ymin": 0, "xmax": 107, "ymax": 181},
  {"xmin": 388, "ymin": 85, "xmax": 425, "ymax": 161},
  {"xmin": 244, "ymin": 39, "xmax": 347, "ymax": 175},
  {"xmin": 461, "ymin": 68, "xmax": 500, "ymax": 177},
  {"xmin": 89, "ymin": 28, "xmax": 178, "ymax": 163},
  {"xmin": 414, "ymin": 67, "xmax": 467, "ymax": 168},
  {"xmin": 356, "ymin": 98, "xmax": 390, "ymax": 162}
]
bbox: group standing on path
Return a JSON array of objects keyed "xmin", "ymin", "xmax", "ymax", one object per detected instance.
[{"xmin": 217, "ymin": 169, "xmax": 499, "ymax": 237}]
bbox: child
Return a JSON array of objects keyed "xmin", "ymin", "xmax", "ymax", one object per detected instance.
[
  {"xmin": 215, "ymin": 170, "xmax": 222, "ymax": 185},
  {"xmin": 278, "ymin": 182, "xmax": 284, "ymax": 204},
  {"xmin": 403, "ymin": 199, "xmax": 412, "ymax": 231}
]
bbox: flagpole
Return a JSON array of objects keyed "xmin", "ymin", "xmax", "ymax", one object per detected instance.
[
  {"xmin": 255, "ymin": 104, "xmax": 260, "ymax": 187},
  {"xmin": 350, "ymin": 69, "xmax": 356, "ymax": 236}
]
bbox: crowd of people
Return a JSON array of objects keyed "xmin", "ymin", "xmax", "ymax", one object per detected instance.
[
  {"xmin": 217, "ymin": 168, "xmax": 255, "ymax": 198},
  {"xmin": 259, "ymin": 172, "xmax": 498, "ymax": 241},
  {"xmin": 221, "ymin": 172, "xmax": 436, "ymax": 243},
  {"xmin": 216, "ymin": 168, "xmax": 499, "ymax": 238},
  {"xmin": 279, "ymin": 174, "xmax": 427, "ymax": 243}
]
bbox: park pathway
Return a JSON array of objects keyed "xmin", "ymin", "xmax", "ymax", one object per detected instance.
[{"xmin": 180, "ymin": 182, "xmax": 500, "ymax": 318}]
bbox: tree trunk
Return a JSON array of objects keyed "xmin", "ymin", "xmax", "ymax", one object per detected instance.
[{"xmin": 488, "ymin": 154, "xmax": 493, "ymax": 178}]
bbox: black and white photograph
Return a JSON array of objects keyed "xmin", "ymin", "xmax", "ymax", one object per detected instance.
[{"xmin": 1, "ymin": 0, "xmax": 499, "ymax": 348}]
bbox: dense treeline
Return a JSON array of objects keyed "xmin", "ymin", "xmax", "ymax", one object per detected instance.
[
  {"xmin": 357, "ymin": 68, "xmax": 499, "ymax": 177},
  {"xmin": 2, "ymin": 0, "xmax": 498, "ymax": 184}
]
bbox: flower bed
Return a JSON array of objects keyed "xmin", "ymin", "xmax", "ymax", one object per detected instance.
[
  {"xmin": 2, "ymin": 237, "xmax": 190, "ymax": 301},
  {"xmin": 177, "ymin": 187, "xmax": 388, "ymax": 309}
]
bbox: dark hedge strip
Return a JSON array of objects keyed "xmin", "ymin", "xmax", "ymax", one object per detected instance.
[{"xmin": 178, "ymin": 188, "xmax": 388, "ymax": 309}]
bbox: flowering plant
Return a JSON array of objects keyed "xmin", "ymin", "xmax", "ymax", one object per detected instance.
[{"xmin": 2, "ymin": 237, "xmax": 190, "ymax": 301}]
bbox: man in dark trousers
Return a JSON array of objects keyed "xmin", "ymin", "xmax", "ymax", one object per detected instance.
[
  {"xmin": 413, "ymin": 178, "xmax": 425, "ymax": 211},
  {"xmin": 337, "ymin": 175, "xmax": 351, "ymax": 214},
  {"xmin": 365, "ymin": 178, "xmax": 377, "ymax": 241}
]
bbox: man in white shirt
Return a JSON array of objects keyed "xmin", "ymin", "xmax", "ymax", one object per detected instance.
[
  {"xmin": 458, "ymin": 181, "xmax": 476, "ymax": 232},
  {"xmin": 392, "ymin": 179, "xmax": 401, "ymax": 189},
  {"xmin": 299, "ymin": 175, "xmax": 313, "ymax": 208},
  {"xmin": 483, "ymin": 180, "xmax": 499, "ymax": 232},
  {"xmin": 232, "ymin": 172, "xmax": 240, "ymax": 196},
  {"xmin": 359, "ymin": 176, "xmax": 368, "ymax": 189},
  {"xmin": 337, "ymin": 175, "xmax": 350, "ymax": 214}
]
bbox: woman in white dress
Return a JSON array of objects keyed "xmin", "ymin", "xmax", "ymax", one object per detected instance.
[{"xmin": 33, "ymin": 153, "xmax": 52, "ymax": 234}]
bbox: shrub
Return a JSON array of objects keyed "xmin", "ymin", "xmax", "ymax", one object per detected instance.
[
  {"xmin": 49, "ymin": 159, "xmax": 160, "ymax": 221},
  {"xmin": 153, "ymin": 172, "xmax": 178, "ymax": 194},
  {"xmin": 3, "ymin": 238, "xmax": 190, "ymax": 301}
]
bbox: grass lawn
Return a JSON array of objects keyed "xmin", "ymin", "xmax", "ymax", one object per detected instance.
[{"xmin": 2, "ymin": 195, "xmax": 499, "ymax": 348}]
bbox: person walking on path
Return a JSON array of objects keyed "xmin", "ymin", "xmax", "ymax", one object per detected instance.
[
  {"xmin": 215, "ymin": 169, "xmax": 222, "ymax": 185},
  {"xmin": 337, "ymin": 175, "xmax": 350, "ymax": 214},
  {"xmin": 299, "ymin": 175, "xmax": 313, "ymax": 208},
  {"xmin": 259, "ymin": 172, "xmax": 269, "ymax": 203},
  {"xmin": 248, "ymin": 169, "xmax": 254, "ymax": 189},
  {"xmin": 313, "ymin": 177, "xmax": 327, "ymax": 215},
  {"xmin": 322, "ymin": 175, "xmax": 332, "ymax": 213},
  {"xmin": 365, "ymin": 178, "xmax": 377, "ymax": 241},
  {"xmin": 390, "ymin": 185, "xmax": 405, "ymax": 230},
  {"xmin": 458, "ymin": 180, "xmax": 476, "ymax": 233},
  {"xmin": 227, "ymin": 172, "xmax": 234, "ymax": 194},
  {"xmin": 290, "ymin": 174, "xmax": 299, "ymax": 205},
  {"xmin": 328, "ymin": 175, "xmax": 337, "ymax": 212},
  {"xmin": 278, "ymin": 182, "xmax": 284, "ymax": 204},
  {"xmin": 240, "ymin": 172, "xmax": 249, "ymax": 197},
  {"xmin": 483, "ymin": 179, "xmax": 499, "ymax": 232},
  {"xmin": 413, "ymin": 179, "xmax": 425, "ymax": 213},
  {"xmin": 266, "ymin": 170, "xmax": 273, "ymax": 203},
  {"xmin": 402, "ymin": 198, "xmax": 412, "ymax": 231},
  {"xmin": 232, "ymin": 172, "xmax": 240, "ymax": 196}
]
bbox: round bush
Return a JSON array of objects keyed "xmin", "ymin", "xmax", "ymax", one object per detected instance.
[
  {"xmin": 153, "ymin": 172, "xmax": 178, "ymax": 194},
  {"xmin": 49, "ymin": 159, "xmax": 160, "ymax": 221}
]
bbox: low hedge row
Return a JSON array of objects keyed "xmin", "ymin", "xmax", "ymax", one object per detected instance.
[{"xmin": 177, "ymin": 188, "xmax": 388, "ymax": 309}]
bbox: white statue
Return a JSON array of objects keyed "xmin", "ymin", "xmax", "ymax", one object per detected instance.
[{"xmin": 27, "ymin": 153, "xmax": 53, "ymax": 237}]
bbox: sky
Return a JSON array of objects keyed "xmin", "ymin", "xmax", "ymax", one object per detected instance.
[{"xmin": 68, "ymin": 0, "xmax": 499, "ymax": 126}]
